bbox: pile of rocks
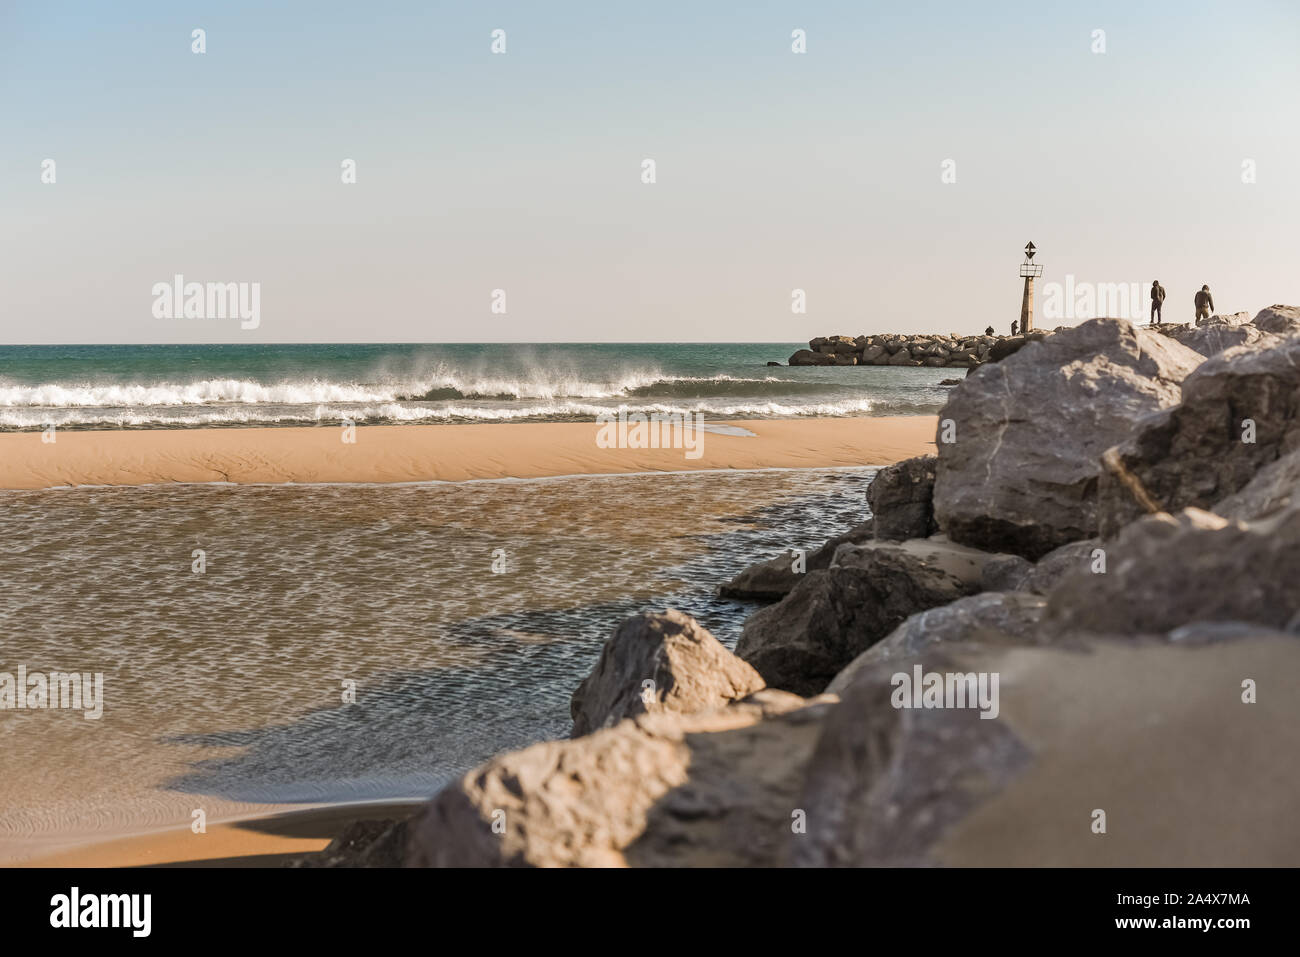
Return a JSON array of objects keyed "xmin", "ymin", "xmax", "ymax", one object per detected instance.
[
  {"xmin": 789, "ymin": 332, "xmax": 1008, "ymax": 368},
  {"xmin": 1150, "ymin": 305, "xmax": 1300, "ymax": 358},
  {"xmin": 327, "ymin": 306, "xmax": 1300, "ymax": 868}
]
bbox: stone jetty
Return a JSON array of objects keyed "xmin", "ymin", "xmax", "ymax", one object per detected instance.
[{"xmin": 788, "ymin": 332, "xmax": 1008, "ymax": 368}]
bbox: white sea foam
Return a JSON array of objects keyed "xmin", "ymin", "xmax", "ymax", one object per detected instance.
[
  {"xmin": 0, "ymin": 370, "xmax": 803, "ymax": 408},
  {"xmin": 0, "ymin": 397, "xmax": 879, "ymax": 428}
]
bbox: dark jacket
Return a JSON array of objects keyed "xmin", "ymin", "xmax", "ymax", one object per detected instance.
[
  {"xmin": 1195, "ymin": 289, "xmax": 1214, "ymax": 311},
  {"xmin": 1151, "ymin": 283, "xmax": 1165, "ymax": 303}
]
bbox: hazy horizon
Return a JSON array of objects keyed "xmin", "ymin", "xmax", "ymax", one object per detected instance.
[{"xmin": 3, "ymin": 0, "xmax": 1298, "ymax": 345}]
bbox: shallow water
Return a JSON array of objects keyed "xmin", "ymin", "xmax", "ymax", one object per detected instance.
[{"xmin": 0, "ymin": 466, "xmax": 875, "ymax": 856}]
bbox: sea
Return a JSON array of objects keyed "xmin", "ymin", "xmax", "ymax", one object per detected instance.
[
  {"xmin": 0, "ymin": 342, "xmax": 943, "ymax": 860},
  {"xmin": 0, "ymin": 342, "xmax": 954, "ymax": 429}
]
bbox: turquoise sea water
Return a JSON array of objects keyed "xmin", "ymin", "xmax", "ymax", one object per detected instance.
[{"xmin": 0, "ymin": 343, "xmax": 955, "ymax": 429}]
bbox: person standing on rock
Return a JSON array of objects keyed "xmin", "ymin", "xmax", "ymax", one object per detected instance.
[
  {"xmin": 1195, "ymin": 285, "xmax": 1214, "ymax": 324},
  {"xmin": 984, "ymin": 325, "xmax": 995, "ymax": 336},
  {"xmin": 1150, "ymin": 280, "xmax": 1166, "ymax": 325},
  {"xmin": 1010, "ymin": 320, "xmax": 1019, "ymax": 336}
]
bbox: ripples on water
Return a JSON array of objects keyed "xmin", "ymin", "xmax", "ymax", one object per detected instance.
[{"xmin": 0, "ymin": 467, "xmax": 875, "ymax": 851}]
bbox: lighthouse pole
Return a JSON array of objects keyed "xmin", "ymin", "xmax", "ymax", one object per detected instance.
[
  {"xmin": 1018, "ymin": 242, "xmax": 1042, "ymax": 334},
  {"xmin": 1020, "ymin": 275, "xmax": 1034, "ymax": 334}
]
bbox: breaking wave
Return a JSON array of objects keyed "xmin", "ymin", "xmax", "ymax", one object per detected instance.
[
  {"xmin": 0, "ymin": 371, "xmax": 826, "ymax": 408},
  {"xmin": 0, "ymin": 397, "xmax": 904, "ymax": 430}
]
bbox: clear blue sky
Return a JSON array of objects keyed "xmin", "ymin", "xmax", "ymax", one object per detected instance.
[{"xmin": 2, "ymin": 0, "xmax": 1298, "ymax": 343}]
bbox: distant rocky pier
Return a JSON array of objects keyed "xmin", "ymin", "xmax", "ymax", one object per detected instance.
[{"xmin": 788, "ymin": 332, "xmax": 1009, "ymax": 369}]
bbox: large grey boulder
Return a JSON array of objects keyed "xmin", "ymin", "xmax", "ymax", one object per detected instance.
[
  {"xmin": 406, "ymin": 691, "xmax": 836, "ymax": 867},
  {"xmin": 933, "ymin": 318, "xmax": 1202, "ymax": 559},
  {"xmin": 866, "ymin": 455, "xmax": 937, "ymax": 540},
  {"xmin": 735, "ymin": 535, "xmax": 1009, "ymax": 696},
  {"xmin": 1253, "ymin": 304, "xmax": 1300, "ymax": 336},
  {"xmin": 1213, "ymin": 448, "xmax": 1300, "ymax": 521},
  {"xmin": 1171, "ymin": 319, "xmax": 1278, "ymax": 358},
  {"xmin": 793, "ymin": 631, "xmax": 1300, "ymax": 866},
  {"xmin": 1097, "ymin": 334, "xmax": 1300, "ymax": 538},
  {"xmin": 1045, "ymin": 505, "xmax": 1300, "ymax": 638},
  {"xmin": 825, "ymin": 590, "xmax": 1047, "ymax": 693},
  {"xmin": 570, "ymin": 610, "xmax": 765, "ymax": 737}
]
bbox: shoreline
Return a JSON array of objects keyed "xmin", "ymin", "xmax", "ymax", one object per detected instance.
[
  {"xmin": 11, "ymin": 801, "xmax": 426, "ymax": 868},
  {"xmin": 5, "ymin": 414, "xmax": 936, "ymax": 867},
  {"xmin": 0, "ymin": 416, "xmax": 937, "ymax": 490}
]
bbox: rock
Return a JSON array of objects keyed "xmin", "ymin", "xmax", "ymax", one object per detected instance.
[
  {"xmin": 976, "ymin": 536, "xmax": 1101, "ymax": 596},
  {"xmin": 832, "ymin": 354, "xmax": 858, "ymax": 366},
  {"xmin": 1096, "ymin": 334, "xmax": 1300, "ymax": 538},
  {"xmin": 933, "ymin": 318, "xmax": 1202, "ymax": 560},
  {"xmin": 986, "ymin": 333, "xmax": 1045, "ymax": 364},
  {"xmin": 1045, "ymin": 505, "xmax": 1300, "ymax": 637},
  {"xmin": 1252, "ymin": 304, "xmax": 1300, "ymax": 336},
  {"xmin": 300, "ymin": 817, "xmax": 413, "ymax": 867},
  {"xmin": 793, "ymin": 631, "xmax": 1300, "ymax": 865},
  {"xmin": 923, "ymin": 356, "xmax": 947, "ymax": 367},
  {"xmin": 887, "ymin": 350, "xmax": 919, "ymax": 366},
  {"xmin": 734, "ymin": 536, "xmax": 1010, "ymax": 695},
  {"xmin": 1207, "ymin": 311, "xmax": 1253, "ymax": 326},
  {"xmin": 406, "ymin": 691, "xmax": 837, "ymax": 867},
  {"xmin": 979, "ymin": 553, "xmax": 1034, "ymax": 591},
  {"xmin": 1014, "ymin": 538, "xmax": 1104, "ymax": 594},
  {"xmin": 718, "ymin": 520, "xmax": 874, "ymax": 602},
  {"xmin": 866, "ymin": 455, "xmax": 936, "ymax": 540},
  {"xmin": 1213, "ymin": 448, "xmax": 1300, "ymax": 521},
  {"xmin": 861, "ymin": 344, "xmax": 887, "ymax": 363},
  {"xmin": 939, "ymin": 378, "xmax": 961, "ymax": 386},
  {"xmin": 766, "ymin": 361, "xmax": 781, "ymax": 366},
  {"xmin": 825, "ymin": 591, "xmax": 1048, "ymax": 692},
  {"xmin": 1170, "ymin": 319, "xmax": 1277, "ymax": 358},
  {"xmin": 788, "ymin": 349, "xmax": 833, "ymax": 366},
  {"xmin": 570, "ymin": 610, "xmax": 765, "ymax": 737}
]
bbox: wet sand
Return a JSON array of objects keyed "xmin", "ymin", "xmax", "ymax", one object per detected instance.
[
  {"xmin": 15, "ymin": 802, "xmax": 423, "ymax": 868},
  {"xmin": 0, "ymin": 417, "xmax": 937, "ymax": 489}
]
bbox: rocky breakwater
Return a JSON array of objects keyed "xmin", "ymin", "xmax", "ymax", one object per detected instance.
[
  {"xmin": 320, "ymin": 309, "xmax": 1300, "ymax": 867},
  {"xmin": 788, "ymin": 332, "xmax": 1007, "ymax": 369}
]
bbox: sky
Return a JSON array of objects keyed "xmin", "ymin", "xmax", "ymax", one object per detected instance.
[{"xmin": 2, "ymin": 0, "xmax": 1298, "ymax": 344}]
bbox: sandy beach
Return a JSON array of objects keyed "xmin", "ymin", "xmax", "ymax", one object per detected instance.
[
  {"xmin": 15, "ymin": 802, "xmax": 425, "ymax": 868},
  {"xmin": 0, "ymin": 416, "xmax": 937, "ymax": 490}
]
